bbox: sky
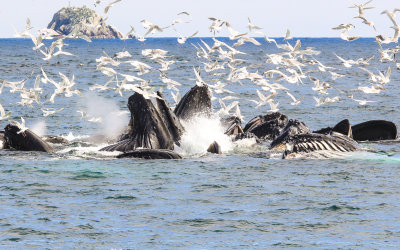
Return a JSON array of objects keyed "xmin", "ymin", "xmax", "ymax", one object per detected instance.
[{"xmin": 0, "ymin": 0, "xmax": 399, "ymax": 38}]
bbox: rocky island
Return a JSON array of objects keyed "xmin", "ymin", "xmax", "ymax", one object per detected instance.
[{"xmin": 47, "ymin": 6, "xmax": 123, "ymax": 39}]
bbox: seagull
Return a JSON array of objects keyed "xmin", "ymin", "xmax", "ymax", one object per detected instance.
[
  {"xmin": 359, "ymin": 67, "xmax": 378, "ymax": 82},
  {"xmin": 284, "ymin": 29, "xmax": 293, "ymax": 40},
  {"xmin": 193, "ymin": 67, "xmax": 207, "ymax": 86},
  {"xmin": 0, "ymin": 80, "xmax": 7, "ymax": 95},
  {"xmin": 41, "ymin": 108, "xmax": 64, "ymax": 117},
  {"xmin": 358, "ymin": 85, "xmax": 384, "ymax": 94},
  {"xmin": 263, "ymin": 34, "xmax": 278, "ymax": 47},
  {"xmin": 0, "ymin": 103, "xmax": 11, "ymax": 120},
  {"xmin": 208, "ymin": 17, "xmax": 225, "ymax": 36},
  {"xmin": 142, "ymin": 49, "xmax": 168, "ymax": 60},
  {"xmin": 89, "ymin": 83, "xmax": 112, "ymax": 92},
  {"xmin": 125, "ymin": 60, "xmax": 152, "ymax": 75},
  {"xmin": 97, "ymin": 51, "xmax": 120, "ymax": 67},
  {"xmin": 309, "ymin": 76, "xmax": 331, "ymax": 95},
  {"xmin": 314, "ymin": 96, "xmax": 342, "ymax": 106},
  {"xmin": 354, "ymin": 16, "xmax": 376, "ymax": 31},
  {"xmin": 286, "ymin": 91, "xmax": 304, "ymax": 106},
  {"xmin": 175, "ymin": 29, "xmax": 198, "ymax": 44},
  {"xmin": 41, "ymin": 67, "xmax": 52, "ymax": 84},
  {"xmin": 29, "ymin": 33, "xmax": 44, "ymax": 51},
  {"xmin": 48, "ymin": 72, "xmax": 81, "ymax": 103},
  {"xmin": 334, "ymin": 53, "xmax": 359, "ymax": 68},
  {"xmin": 357, "ymin": 55, "xmax": 374, "ymax": 65},
  {"xmin": 340, "ymin": 31, "xmax": 360, "ymax": 41},
  {"xmin": 9, "ymin": 117, "xmax": 28, "ymax": 134},
  {"xmin": 310, "ymin": 56, "xmax": 334, "ymax": 72},
  {"xmin": 121, "ymin": 25, "xmax": 136, "ymax": 40},
  {"xmin": 171, "ymin": 11, "xmax": 192, "ymax": 25},
  {"xmin": 349, "ymin": 0, "xmax": 375, "ymax": 17},
  {"xmin": 113, "ymin": 51, "xmax": 132, "ymax": 59},
  {"xmin": 160, "ymin": 74, "xmax": 182, "ymax": 91},
  {"xmin": 379, "ymin": 9, "xmax": 400, "ymax": 43},
  {"xmin": 247, "ymin": 17, "xmax": 262, "ymax": 32},
  {"xmin": 351, "ymin": 97, "xmax": 376, "ymax": 106},
  {"xmin": 98, "ymin": 66, "xmax": 117, "ymax": 77},
  {"xmin": 217, "ymin": 99, "xmax": 239, "ymax": 116},
  {"xmin": 13, "ymin": 18, "xmax": 33, "ymax": 38},
  {"xmin": 332, "ymin": 23, "xmax": 355, "ymax": 31},
  {"xmin": 104, "ymin": 0, "xmax": 121, "ymax": 14},
  {"xmin": 268, "ymin": 100, "xmax": 279, "ymax": 112},
  {"xmin": 233, "ymin": 36, "xmax": 261, "ymax": 47},
  {"xmin": 376, "ymin": 39, "xmax": 395, "ymax": 62},
  {"xmin": 141, "ymin": 20, "xmax": 167, "ymax": 37},
  {"xmin": 171, "ymin": 90, "xmax": 181, "ymax": 104},
  {"xmin": 235, "ymin": 105, "xmax": 245, "ymax": 123},
  {"xmin": 376, "ymin": 66, "xmax": 391, "ymax": 85},
  {"xmin": 250, "ymin": 90, "xmax": 277, "ymax": 108},
  {"xmin": 209, "ymin": 81, "xmax": 232, "ymax": 94},
  {"xmin": 225, "ymin": 22, "xmax": 247, "ymax": 40}
]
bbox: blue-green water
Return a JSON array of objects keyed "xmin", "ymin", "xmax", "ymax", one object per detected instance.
[{"xmin": 0, "ymin": 38, "xmax": 400, "ymax": 248}]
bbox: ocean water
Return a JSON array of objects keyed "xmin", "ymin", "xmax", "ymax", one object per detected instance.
[{"xmin": 0, "ymin": 37, "xmax": 400, "ymax": 248}]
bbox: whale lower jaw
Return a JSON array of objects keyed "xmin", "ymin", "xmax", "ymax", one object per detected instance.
[
  {"xmin": 116, "ymin": 149, "xmax": 182, "ymax": 159},
  {"xmin": 282, "ymin": 133, "xmax": 359, "ymax": 159},
  {"xmin": 283, "ymin": 150, "xmax": 354, "ymax": 159}
]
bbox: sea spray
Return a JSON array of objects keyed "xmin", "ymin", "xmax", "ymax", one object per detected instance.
[
  {"xmin": 81, "ymin": 92, "xmax": 129, "ymax": 139},
  {"xmin": 180, "ymin": 114, "xmax": 233, "ymax": 156},
  {"xmin": 30, "ymin": 120, "xmax": 47, "ymax": 136}
]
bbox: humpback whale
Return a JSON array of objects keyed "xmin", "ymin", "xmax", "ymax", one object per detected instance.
[
  {"xmin": 314, "ymin": 119, "xmax": 397, "ymax": 141},
  {"xmin": 221, "ymin": 116, "xmax": 244, "ymax": 136},
  {"xmin": 101, "ymin": 91, "xmax": 183, "ymax": 152},
  {"xmin": 116, "ymin": 149, "xmax": 182, "ymax": 159},
  {"xmin": 3, "ymin": 124, "xmax": 54, "ymax": 153},
  {"xmin": 270, "ymin": 119, "xmax": 311, "ymax": 149},
  {"xmin": 243, "ymin": 112, "xmax": 288, "ymax": 140},
  {"xmin": 270, "ymin": 119, "xmax": 359, "ymax": 159},
  {"xmin": 352, "ymin": 120, "xmax": 397, "ymax": 141},
  {"xmin": 207, "ymin": 141, "xmax": 222, "ymax": 154},
  {"xmin": 174, "ymin": 84, "xmax": 212, "ymax": 120},
  {"xmin": 281, "ymin": 133, "xmax": 359, "ymax": 159}
]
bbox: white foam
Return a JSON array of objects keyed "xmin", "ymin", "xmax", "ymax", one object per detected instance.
[
  {"xmin": 57, "ymin": 144, "xmax": 120, "ymax": 159},
  {"xmin": 61, "ymin": 132, "xmax": 89, "ymax": 141},
  {"xmin": 180, "ymin": 114, "xmax": 233, "ymax": 156}
]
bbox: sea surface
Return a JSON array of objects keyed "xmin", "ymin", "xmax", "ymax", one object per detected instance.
[{"xmin": 0, "ymin": 37, "xmax": 400, "ymax": 249}]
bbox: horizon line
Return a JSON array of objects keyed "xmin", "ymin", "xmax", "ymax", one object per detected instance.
[{"xmin": 0, "ymin": 36, "xmax": 379, "ymax": 39}]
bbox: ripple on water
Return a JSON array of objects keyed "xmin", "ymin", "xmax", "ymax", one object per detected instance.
[
  {"xmin": 68, "ymin": 170, "xmax": 106, "ymax": 180},
  {"xmin": 104, "ymin": 195, "xmax": 137, "ymax": 200}
]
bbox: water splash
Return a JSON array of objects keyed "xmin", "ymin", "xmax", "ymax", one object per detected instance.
[
  {"xmin": 61, "ymin": 132, "xmax": 89, "ymax": 141},
  {"xmin": 180, "ymin": 114, "xmax": 233, "ymax": 156},
  {"xmin": 81, "ymin": 92, "xmax": 129, "ymax": 139},
  {"xmin": 30, "ymin": 120, "xmax": 47, "ymax": 136}
]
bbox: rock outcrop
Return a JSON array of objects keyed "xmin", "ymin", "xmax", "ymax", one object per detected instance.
[{"xmin": 47, "ymin": 6, "xmax": 122, "ymax": 39}]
